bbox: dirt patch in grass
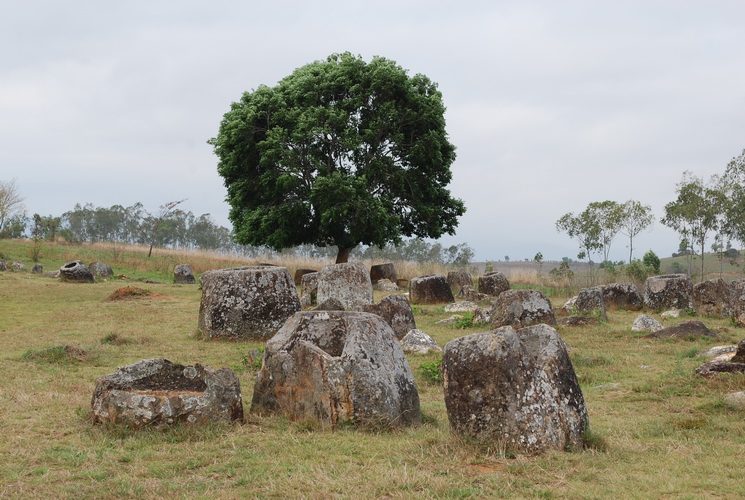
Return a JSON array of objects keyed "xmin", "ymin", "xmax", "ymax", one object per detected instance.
[{"xmin": 106, "ymin": 286, "xmax": 166, "ymax": 301}]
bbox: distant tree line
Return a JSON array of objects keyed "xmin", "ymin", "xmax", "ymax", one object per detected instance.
[
  {"xmin": 351, "ymin": 239, "xmax": 474, "ymax": 266},
  {"xmin": 31, "ymin": 202, "xmax": 235, "ymax": 252},
  {"xmin": 556, "ymin": 147, "xmax": 745, "ymax": 280},
  {"xmin": 4, "ymin": 198, "xmax": 475, "ymax": 265}
]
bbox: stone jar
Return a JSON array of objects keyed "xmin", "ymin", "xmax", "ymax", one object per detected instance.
[
  {"xmin": 198, "ymin": 266, "xmax": 301, "ymax": 340},
  {"xmin": 251, "ymin": 311, "xmax": 421, "ymax": 429}
]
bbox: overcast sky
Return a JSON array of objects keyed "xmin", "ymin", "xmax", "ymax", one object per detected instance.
[{"xmin": 2, "ymin": 0, "xmax": 744, "ymax": 262}]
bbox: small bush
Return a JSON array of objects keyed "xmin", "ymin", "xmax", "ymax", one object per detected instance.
[
  {"xmin": 624, "ymin": 260, "xmax": 649, "ymax": 284},
  {"xmin": 452, "ymin": 312, "xmax": 474, "ymax": 329},
  {"xmin": 419, "ymin": 358, "xmax": 443, "ymax": 385},
  {"xmin": 241, "ymin": 348, "xmax": 265, "ymax": 370},
  {"xmin": 642, "ymin": 250, "xmax": 661, "ymax": 274},
  {"xmin": 22, "ymin": 345, "xmax": 88, "ymax": 364}
]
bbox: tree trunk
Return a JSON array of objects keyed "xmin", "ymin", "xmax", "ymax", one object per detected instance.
[
  {"xmin": 336, "ymin": 246, "xmax": 353, "ymax": 264},
  {"xmin": 700, "ymin": 241, "xmax": 705, "ymax": 282}
]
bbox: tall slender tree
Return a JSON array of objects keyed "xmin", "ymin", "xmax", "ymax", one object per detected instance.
[
  {"xmin": 661, "ymin": 172, "xmax": 724, "ymax": 280},
  {"xmin": 618, "ymin": 200, "xmax": 654, "ymax": 264}
]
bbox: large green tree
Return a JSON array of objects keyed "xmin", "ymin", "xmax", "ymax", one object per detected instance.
[{"xmin": 209, "ymin": 53, "xmax": 465, "ymax": 263}]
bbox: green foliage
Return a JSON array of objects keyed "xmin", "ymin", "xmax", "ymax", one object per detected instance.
[
  {"xmin": 241, "ymin": 348, "xmax": 265, "ymax": 370},
  {"xmin": 556, "ymin": 210, "xmax": 601, "ymax": 264},
  {"xmin": 59, "ymin": 202, "xmax": 234, "ymax": 252},
  {"xmin": 209, "ymin": 52, "xmax": 465, "ymax": 262},
  {"xmin": 353, "ymin": 238, "xmax": 474, "ymax": 266},
  {"xmin": 662, "ymin": 172, "xmax": 724, "ymax": 280},
  {"xmin": 484, "ymin": 261, "xmax": 494, "ymax": 273},
  {"xmin": 21, "ymin": 345, "xmax": 88, "ymax": 364},
  {"xmin": 0, "ymin": 178, "xmax": 26, "ymax": 238},
  {"xmin": 670, "ymin": 261, "xmax": 687, "ymax": 274},
  {"xmin": 618, "ymin": 200, "xmax": 654, "ymax": 263},
  {"xmin": 418, "ymin": 358, "xmax": 443, "ymax": 385},
  {"xmin": 549, "ymin": 261, "xmax": 574, "ymax": 281},
  {"xmin": 624, "ymin": 260, "xmax": 649, "ymax": 283},
  {"xmin": 642, "ymin": 250, "xmax": 661, "ymax": 274},
  {"xmin": 721, "ymin": 148, "xmax": 745, "ymax": 247},
  {"xmin": 452, "ymin": 312, "xmax": 474, "ymax": 329}
]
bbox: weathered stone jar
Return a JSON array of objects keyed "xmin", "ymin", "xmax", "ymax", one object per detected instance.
[
  {"xmin": 198, "ymin": 266, "xmax": 301, "ymax": 340},
  {"xmin": 91, "ymin": 358, "xmax": 244, "ymax": 428},
  {"xmin": 251, "ymin": 310, "xmax": 421, "ymax": 429},
  {"xmin": 316, "ymin": 261, "xmax": 374, "ymax": 310},
  {"xmin": 174, "ymin": 263, "xmax": 196, "ymax": 284},
  {"xmin": 643, "ymin": 274, "xmax": 693, "ymax": 311},
  {"xmin": 59, "ymin": 260, "xmax": 95, "ymax": 283},
  {"xmin": 442, "ymin": 324, "xmax": 588, "ymax": 454},
  {"xmin": 409, "ymin": 274, "xmax": 454, "ymax": 304}
]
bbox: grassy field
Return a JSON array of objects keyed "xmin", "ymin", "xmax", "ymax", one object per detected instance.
[{"xmin": 1, "ymin": 240, "xmax": 745, "ymax": 498}]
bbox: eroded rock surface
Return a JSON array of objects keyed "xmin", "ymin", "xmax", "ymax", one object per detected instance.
[
  {"xmin": 478, "ymin": 271, "xmax": 510, "ymax": 297},
  {"xmin": 442, "ymin": 324, "xmax": 588, "ymax": 454},
  {"xmin": 89, "ymin": 262, "xmax": 114, "ymax": 279},
  {"xmin": 374, "ymin": 279, "xmax": 399, "ymax": 292},
  {"xmin": 692, "ymin": 278, "xmax": 730, "ymax": 317},
  {"xmin": 489, "ymin": 289, "xmax": 556, "ymax": 328},
  {"xmin": 631, "ymin": 314, "xmax": 663, "ymax": 333},
  {"xmin": 574, "ymin": 286, "xmax": 606, "ymax": 320},
  {"xmin": 174, "ymin": 264, "xmax": 196, "ymax": 284},
  {"xmin": 601, "ymin": 283, "xmax": 642, "ymax": 311},
  {"xmin": 300, "ymin": 272, "xmax": 319, "ymax": 308},
  {"xmin": 729, "ymin": 279, "xmax": 745, "ymax": 326},
  {"xmin": 362, "ymin": 293, "xmax": 416, "ymax": 339},
  {"xmin": 198, "ymin": 266, "xmax": 300, "ymax": 340},
  {"xmin": 410, "ymin": 274, "xmax": 454, "ymax": 304},
  {"xmin": 370, "ymin": 263, "xmax": 397, "ymax": 284},
  {"xmin": 400, "ymin": 329, "xmax": 442, "ymax": 355},
  {"xmin": 447, "ymin": 271, "xmax": 473, "ymax": 295},
  {"xmin": 643, "ymin": 320, "xmax": 718, "ymax": 339},
  {"xmin": 294, "ymin": 268, "xmax": 317, "ymax": 286},
  {"xmin": 91, "ymin": 358, "xmax": 243, "ymax": 428},
  {"xmin": 251, "ymin": 311, "xmax": 421, "ymax": 429},
  {"xmin": 644, "ymin": 274, "xmax": 693, "ymax": 311},
  {"xmin": 60, "ymin": 260, "xmax": 95, "ymax": 283},
  {"xmin": 558, "ymin": 316, "xmax": 600, "ymax": 327},
  {"xmin": 316, "ymin": 262, "xmax": 373, "ymax": 310}
]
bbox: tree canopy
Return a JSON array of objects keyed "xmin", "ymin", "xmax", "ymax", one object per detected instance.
[
  {"xmin": 209, "ymin": 52, "xmax": 465, "ymax": 263},
  {"xmin": 661, "ymin": 172, "xmax": 724, "ymax": 279}
]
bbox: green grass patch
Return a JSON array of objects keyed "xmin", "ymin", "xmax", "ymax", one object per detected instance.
[
  {"xmin": 418, "ymin": 358, "xmax": 443, "ymax": 385},
  {"xmin": 21, "ymin": 345, "xmax": 89, "ymax": 364}
]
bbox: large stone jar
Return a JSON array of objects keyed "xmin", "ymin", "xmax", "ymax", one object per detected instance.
[
  {"xmin": 91, "ymin": 358, "xmax": 244, "ymax": 428},
  {"xmin": 198, "ymin": 266, "xmax": 301, "ymax": 340},
  {"xmin": 60, "ymin": 260, "xmax": 95, "ymax": 283},
  {"xmin": 251, "ymin": 311, "xmax": 421, "ymax": 429},
  {"xmin": 316, "ymin": 261, "xmax": 374, "ymax": 310},
  {"xmin": 442, "ymin": 324, "xmax": 588, "ymax": 454},
  {"xmin": 643, "ymin": 274, "xmax": 693, "ymax": 311}
]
